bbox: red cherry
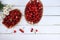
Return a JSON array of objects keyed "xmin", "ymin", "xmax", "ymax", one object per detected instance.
[
  {"xmin": 30, "ymin": 28, "xmax": 34, "ymax": 32},
  {"xmin": 35, "ymin": 29, "xmax": 38, "ymax": 32},
  {"xmin": 14, "ymin": 30, "xmax": 16, "ymax": 33},
  {"xmin": 19, "ymin": 28, "xmax": 24, "ymax": 33}
]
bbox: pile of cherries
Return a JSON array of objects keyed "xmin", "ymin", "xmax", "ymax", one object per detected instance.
[
  {"xmin": 2, "ymin": 9, "xmax": 22, "ymax": 28},
  {"xmin": 25, "ymin": 0, "xmax": 43, "ymax": 24},
  {"xmin": 2, "ymin": 0, "xmax": 43, "ymax": 28}
]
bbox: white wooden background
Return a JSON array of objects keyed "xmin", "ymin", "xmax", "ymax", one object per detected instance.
[{"xmin": 0, "ymin": 0, "xmax": 60, "ymax": 40}]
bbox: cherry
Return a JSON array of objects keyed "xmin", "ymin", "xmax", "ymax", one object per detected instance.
[
  {"xmin": 14, "ymin": 30, "xmax": 16, "ymax": 33},
  {"xmin": 19, "ymin": 28, "xmax": 24, "ymax": 33}
]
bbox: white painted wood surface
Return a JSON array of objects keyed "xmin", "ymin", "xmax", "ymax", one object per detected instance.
[{"xmin": 0, "ymin": 0, "xmax": 60, "ymax": 40}]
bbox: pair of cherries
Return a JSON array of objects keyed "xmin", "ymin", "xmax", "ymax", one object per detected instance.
[{"xmin": 2, "ymin": 0, "xmax": 43, "ymax": 28}]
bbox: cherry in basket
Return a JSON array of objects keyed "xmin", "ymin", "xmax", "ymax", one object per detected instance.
[
  {"xmin": 2, "ymin": 9, "xmax": 22, "ymax": 28},
  {"xmin": 25, "ymin": 0, "xmax": 43, "ymax": 24}
]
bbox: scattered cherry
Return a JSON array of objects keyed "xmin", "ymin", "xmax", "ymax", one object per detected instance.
[
  {"xmin": 30, "ymin": 28, "xmax": 33, "ymax": 32},
  {"xmin": 19, "ymin": 28, "xmax": 24, "ymax": 33},
  {"xmin": 35, "ymin": 29, "xmax": 38, "ymax": 32},
  {"xmin": 14, "ymin": 30, "xmax": 16, "ymax": 33}
]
